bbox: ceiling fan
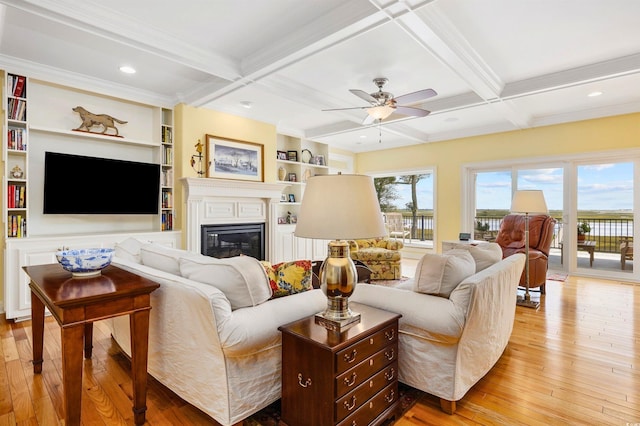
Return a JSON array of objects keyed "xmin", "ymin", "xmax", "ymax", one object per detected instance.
[{"xmin": 324, "ymin": 77, "xmax": 437, "ymax": 125}]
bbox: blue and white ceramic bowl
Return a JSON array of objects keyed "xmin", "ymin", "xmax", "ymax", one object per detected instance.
[{"xmin": 56, "ymin": 248, "xmax": 114, "ymax": 277}]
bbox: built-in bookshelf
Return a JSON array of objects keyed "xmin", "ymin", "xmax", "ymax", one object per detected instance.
[
  {"xmin": 276, "ymin": 134, "xmax": 329, "ymax": 224},
  {"xmin": 160, "ymin": 108, "xmax": 174, "ymax": 231},
  {"xmin": 4, "ymin": 72, "xmax": 29, "ymax": 238}
]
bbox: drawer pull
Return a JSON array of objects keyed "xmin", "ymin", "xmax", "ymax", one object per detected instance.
[
  {"xmin": 344, "ymin": 396, "xmax": 357, "ymax": 411},
  {"xmin": 385, "ymin": 368, "xmax": 395, "ymax": 381},
  {"xmin": 343, "ymin": 373, "xmax": 357, "ymax": 387},
  {"xmin": 385, "ymin": 348, "xmax": 395, "ymax": 360},
  {"xmin": 385, "ymin": 390, "xmax": 395, "ymax": 403},
  {"xmin": 297, "ymin": 373, "xmax": 312, "ymax": 388},
  {"xmin": 385, "ymin": 329, "xmax": 395, "ymax": 340},
  {"xmin": 343, "ymin": 349, "xmax": 358, "ymax": 363}
]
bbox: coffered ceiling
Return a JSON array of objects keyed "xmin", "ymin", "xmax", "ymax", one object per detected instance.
[{"xmin": 1, "ymin": 0, "xmax": 639, "ymax": 152}]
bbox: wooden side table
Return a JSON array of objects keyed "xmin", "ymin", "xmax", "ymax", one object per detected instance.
[
  {"xmin": 279, "ymin": 303, "xmax": 401, "ymax": 426},
  {"xmin": 23, "ymin": 263, "xmax": 160, "ymax": 426}
]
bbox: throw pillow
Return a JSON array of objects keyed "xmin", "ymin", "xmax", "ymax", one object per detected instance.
[
  {"xmin": 261, "ymin": 260, "xmax": 313, "ymax": 298},
  {"xmin": 180, "ymin": 255, "xmax": 272, "ymax": 309},
  {"xmin": 114, "ymin": 237, "xmax": 149, "ymax": 263},
  {"xmin": 451, "ymin": 242, "xmax": 503, "ymax": 272},
  {"xmin": 140, "ymin": 243, "xmax": 200, "ymax": 276},
  {"xmin": 413, "ymin": 249, "xmax": 475, "ymax": 297}
]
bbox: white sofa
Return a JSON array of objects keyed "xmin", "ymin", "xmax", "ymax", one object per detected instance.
[
  {"xmin": 106, "ymin": 238, "xmax": 326, "ymax": 426},
  {"xmin": 350, "ymin": 244, "xmax": 525, "ymax": 413},
  {"xmin": 106, "ymin": 239, "xmax": 523, "ymax": 423}
]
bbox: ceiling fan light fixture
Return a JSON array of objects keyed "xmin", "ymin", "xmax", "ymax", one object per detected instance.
[{"xmin": 366, "ymin": 104, "xmax": 394, "ymax": 120}]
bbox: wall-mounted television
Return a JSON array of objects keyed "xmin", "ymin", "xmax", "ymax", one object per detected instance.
[{"xmin": 43, "ymin": 151, "xmax": 160, "ymax": 214}]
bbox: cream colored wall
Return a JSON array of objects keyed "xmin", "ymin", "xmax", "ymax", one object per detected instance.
[
  {"xmin": 174, "ymin": 104, "xmax": 278, "ymax": 249},
  {"xmin": 356, "ymin": 113, "xmax": 640, "ymax": 248}
]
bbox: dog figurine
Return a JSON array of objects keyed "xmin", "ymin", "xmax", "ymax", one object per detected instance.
[{"xmin": 72, "ymin": 106, "xmax": 127, "ymax": 136}]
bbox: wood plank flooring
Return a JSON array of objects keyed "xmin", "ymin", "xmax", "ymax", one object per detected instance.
[{"xmin": 1, "ymin": 275, "xmax": 639, "ymax": 425}]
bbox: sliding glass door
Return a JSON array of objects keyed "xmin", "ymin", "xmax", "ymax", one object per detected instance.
[{"xmin": 466, "ymin": 154, "xmax": 638, "ymax": 281}]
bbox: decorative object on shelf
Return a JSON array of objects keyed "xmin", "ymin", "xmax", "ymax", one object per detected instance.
[
  {"xmin": 301, "ymin": 149, "xmax": 312, "ymax": 163},
  {"xmin": 10, "ymin": 165, "xmax": 24, "ymax": 179},
  {"xmin": 288, "ymin": 172, "xmax": 297, "ymax": 182},
  {"xmin": 277, "ymin": 150, "xmax": 287, "ymax": 160},
  {"xmin": 287, "ymin": 150, "xmax": 298, "ymax": 162},
  {"xmin": 71, "ymin": 106, "xmax": 127, "ymax": 137},
  {"xmin": 278, "ymin": 166, "xmax": 287, "ymax": 181},
  {"xmin": 206, "ymin": 135, "xmax": 263, "ymax": 182},
  {"xmin": 191, "ymin": 139, "xmax": 210, "ymax": 178},
  {"xmin": 312, "ymin": 154, "xmax": 325, "ymax": 166},
  {"xmin": 511, "ymin": 189, "xmax": 548, "ymax": 309},
  {"xmin": 278, "ymin": 216, "xmax": 287, "ymax": 224},
  {"xmin": 290, "ymin": 215, "xmax": 297, "ymax": 224},
  {"xmin": 280, "ymin": 193, "xmax": 287, "ymax": 202},
  {"xmin": 302, "ymin": 168, "xmax": 312, "ymax": 183},
  {"xmin": 288, "ymin": 193, "xmax": 296, "ymax": 203},
  {"xmin": 295, "ymin": 174, "xmax": 387, "ymax": 331},
  {"xmin": 55, "ymin": 247, "xmax": 114, "ymax": 277},
  {"xmin": 286, "ymin": 211, "xmax": 293, "ymax": 224}
]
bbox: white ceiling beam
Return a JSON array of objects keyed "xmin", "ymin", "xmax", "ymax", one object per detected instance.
[{"xmin": 3, "ymin": 0, "xmax": 241, "ymax": 80}]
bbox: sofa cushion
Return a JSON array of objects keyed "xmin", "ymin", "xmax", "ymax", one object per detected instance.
[
  {"xmin": 261, "ymin": 260, "xmax": 313, "ymax": 298},
  {"xmin": 114, "ymin": 237, "xmax": 149, "ymax": 263},
  {"xmin": 413, "ymin": 249, "xmax": 475, "ymax": 297},
  {"xmin": 140, "ymin": 244, "xmax": 190, "ymax": 275},
  {"xmin": 450, "ymin": 242, "xmax": 503, "ymax": 272},
  {"xmin": 179, "ymin": 255, "xmax": 272, "ymax": 310}
]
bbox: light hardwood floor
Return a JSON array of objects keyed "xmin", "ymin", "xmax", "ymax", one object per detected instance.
[{"xmin": 1, "ymin": 275, "xmax": 639, "ymax": 425}]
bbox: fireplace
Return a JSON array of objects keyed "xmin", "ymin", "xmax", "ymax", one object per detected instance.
[{"xmin": 201, "ymin": 223, "xmax": 265, "ymax": 260}]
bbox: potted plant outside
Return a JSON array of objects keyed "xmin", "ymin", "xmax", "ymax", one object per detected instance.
[{"xmin": 577, "ymin": 221, "xmax": 591, "ymax": 242}]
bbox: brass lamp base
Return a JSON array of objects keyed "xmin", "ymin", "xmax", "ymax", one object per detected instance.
[
  {"xmin": 516, "ymin": 294, "xmax": 540, "ymax": 309},
  {"xmin": 315, "ymin": 240, "xmax": 361, "ymax": 332},
  {"xmin": 315, "ymin": 311, "xmax": 361, "ymax": 332}
]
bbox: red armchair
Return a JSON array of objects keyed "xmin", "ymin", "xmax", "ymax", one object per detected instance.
[{"xmin": 496, "ymin": 214, "xmax": 556, "ymax": 293}]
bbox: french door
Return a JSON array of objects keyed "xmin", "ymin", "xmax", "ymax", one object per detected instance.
[{"xmin": 466, "ymin": 154, "xmax": 638, "ymax": 282}]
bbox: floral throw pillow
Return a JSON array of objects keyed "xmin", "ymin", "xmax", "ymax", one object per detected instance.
[{"xmin": 261, "ymin": 260, "xmax": 313, "ymax": 298}]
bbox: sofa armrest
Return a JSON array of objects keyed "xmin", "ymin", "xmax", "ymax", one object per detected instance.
[{"xmin": 385, "ymin": 239, "xmax": 404, "ymax": 250}]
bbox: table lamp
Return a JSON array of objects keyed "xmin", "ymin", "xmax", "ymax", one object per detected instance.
[
  {"xmin": 511, "ymin": 189, "xmax": 548, "ymax": 309},
  {"xmin": 295, "ymin": 174, "xmax": 386, "ymax": 331}
]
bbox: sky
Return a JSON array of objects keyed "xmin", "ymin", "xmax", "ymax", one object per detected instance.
[
  {"xmin": 387, "ymin": 162, "xmax": 633, "ymax": 212},
  {"xmin": 476, "ymin": 162, "xmax": 634, "ymax": 211}
]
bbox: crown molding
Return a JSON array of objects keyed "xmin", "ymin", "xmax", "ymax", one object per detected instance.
[{"xmin": 0, "ymin": 54, "xmax": 175, "ymax": 107}]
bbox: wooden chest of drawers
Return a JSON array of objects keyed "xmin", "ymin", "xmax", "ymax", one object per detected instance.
[{"xmin": 279, "ymin": 303, "xmax": 401, "ymax": 426}]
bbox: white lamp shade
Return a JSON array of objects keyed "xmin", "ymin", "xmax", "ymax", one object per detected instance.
[
  {"xmin": 511, "ymin": 190, "xmax": 548, "ymax": 214},
  {"xmin": 295, "ymin": 174, "xmax": 387, "ymax": 240}
]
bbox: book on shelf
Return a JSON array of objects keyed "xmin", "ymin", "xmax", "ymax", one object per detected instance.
[
  {"xmin": 162, "ymin": 126, "xmax": 173, "ymax": 144},
  {"xmin": 7, "ymin": 74, "xmax": 26, "ymax": 98},
  {"xmin": 7, "ymin": 214, "xmax": 26, "ymax": 238},
  {"xmin": 7, "ymin": 128, "xmax": 26, "ymax": 150}
]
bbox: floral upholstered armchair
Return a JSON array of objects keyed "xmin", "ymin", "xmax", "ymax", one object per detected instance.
[{"xmin": 348, "ymin": 238, "xmax": 403, "ymax": 280}]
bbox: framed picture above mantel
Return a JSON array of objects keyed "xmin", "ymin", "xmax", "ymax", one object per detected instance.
[{"xmin": 206, "ymin": 135, "xmax": 263, "ymax": 182}]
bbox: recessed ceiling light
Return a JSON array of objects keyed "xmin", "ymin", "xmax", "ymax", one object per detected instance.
[
  {"xmin": 360, "ymin": 135, "xmax": 367, "ymax": 138},
  {"xmin": 240, "ymin": 101, "xmax": 253, "ymax": 109},
  {"xmin": 445, "ymin": 117, "xmax": 459, "ymax": 122},
  {"xmin": 119, "ymin": 65, "xmax": 136, "ymax": 74},
  {"xmin": 588, "ymin": 91, "xmax": 603, "ymax": 97}
]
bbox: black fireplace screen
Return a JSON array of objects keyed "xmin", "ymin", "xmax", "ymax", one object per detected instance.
[{"xmin": 201, "ymin": 223, "xmax": 265, "ymax": 260}]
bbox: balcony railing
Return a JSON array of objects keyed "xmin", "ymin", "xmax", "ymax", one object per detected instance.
[
  {"xmin": 474, "ymin": 216, "xmax": 634, "ymax": 254},
  {"xmin": 389, "ymin": 213, "xmax": 634, "ymax": 253}
]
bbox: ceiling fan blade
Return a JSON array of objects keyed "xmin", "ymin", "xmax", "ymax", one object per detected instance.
[
  {"xmin": 350, "ymin": 89, "xmax": 377, "ymax": 104},
  {"xmin": 394, "ymin": 88, "xmax": 437, "ymax": 105},
  {"xmin": 322, "ymin": 106, "xmax": 368, "ymax": 112},
  {"xmin": 362, "ymin": 114, "xmax": 377, "ymax": 125},
  {"xmin": 394, "ymin": 106, "xmax": 431, "ymax": 117}
]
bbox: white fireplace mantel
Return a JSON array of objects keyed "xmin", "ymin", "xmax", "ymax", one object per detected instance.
[{"xmin": 182, "ymin": 178, "xmax": 288, "ymax": 257}]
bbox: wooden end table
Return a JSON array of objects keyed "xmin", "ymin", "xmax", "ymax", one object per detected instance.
[
  {"xmin": 23, "ymin": 263, "xmax": 160, "ymax": 426},
  {"xmin": 279, "ymin": 303, "xmax": 401, "ymax": 426}
]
